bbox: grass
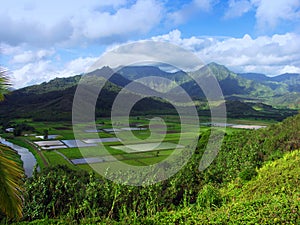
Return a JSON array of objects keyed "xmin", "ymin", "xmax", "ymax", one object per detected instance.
[
  {"xmin": 77, "ymin": 164, "xmax": 94, "ymax": 173},
  {"xmin": 134, "ymin": 154, "xmax": 169, "ymax": 165},
  {"xmin": 2, "ymin": 115, "xmax": 266, "ymax": 173},
  {"xmin": 10, "ymin": 149, "xmax": 300, "ymax": 224},
  {"xmin": 110, "ymin": 142, "xmax": 182, "ymax": 153},
  {"xmin": 121, "ymin": 159, "xmax": 146, "ymax": 166},
  {"xmin": 57, "ymin": 145, "xmax": 125, "ymax": 159},
  {"xmin": 43, "ymin": 151, "xmax": 76, "ymax": 170},
  {"xmin": 120, "ymin": 149, "xmax": 300, "ymax": 224}
]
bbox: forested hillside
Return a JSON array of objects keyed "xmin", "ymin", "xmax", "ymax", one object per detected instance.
[
  {"xmin": 0, "ymin": 72, "xmax": 175, "ymax": 122},
  {"xmin": 4, "ymin": 113, "xmax": 299, "ymax": 224},
  {"xmin": 0, "ymin": 63, "xmax": 298, "ymax": 123}
]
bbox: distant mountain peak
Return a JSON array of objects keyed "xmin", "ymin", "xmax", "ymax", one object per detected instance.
[
  {"xmin": 207, "ymin": 62, "xmax": 230, "ymax": 71},
  {"xmin": 238, "ymin": 73, "xmax": 271, "ymax": 82},
  {"xmin": 273, "ymin": 72, "xmax": 300, "ymax": 81}
]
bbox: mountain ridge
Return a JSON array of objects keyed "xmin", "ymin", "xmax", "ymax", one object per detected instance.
[{"xmin": 0, "ymin": 62, "xmax": 298, "ymax": 122}]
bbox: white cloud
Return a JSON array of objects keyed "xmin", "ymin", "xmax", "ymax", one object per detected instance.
[
  {"xmin": 151, "ymin": 30, "xmax": 300, "ymax": 76},
  {"xmin": 253, "ymin": 0, "xmax": 300, "ymax": 29},
  {"xmin": 11, "ymin": 61, "xmax": 54, "ymax": 88},
  {"xmin": 224, "ymin": 0, "xmax": 252, "ymax": 19},
  {"xmin": 90, "ymin": 40, "xmax": 203, "ymax": 73},
  {"xmin": 64, "ymin": 57, "xmax": 97, "ymax": 74},
  {"xmin": 225, "ymin": 0, "xmax": 300, "ymax": 30},
  {"xmin": 1, "ymin": 0, "xmax": 300, "ymax": 89},
  {"xmin": 279, "ymin": 65, "xmax": 300, "ymax": 74},
  {"xmin": 10, "ymin": 56, "xmax": 97, "ymax": 89},
  {"xmin": 0, "ymin": 1, "xmax": 127, "ymax": 27},
  {"xmin": 167, "ymin": 0, "xmax": 215, "ymax": 25},
  {"xmin": 0, "ymin": 43, "xmax": 24, "ymax": 55},
  {"xmin": 5, "ymin": 29, "xmax": 300, "ymax": 89},
  {"xmin": 11, "ymin": 49, "xmax": 55, "ymax": 64},
  {"xmin": 11, "ymin": 51, "xmax": 35, "ymax": 64},
  {"xmin": 152, "ymin": 29, "xmax": 214, "ymax": 51},
  {"xmin": 73, "ymin": 0, "xmax": 163, "ymax": 41},
  {"xmin": 0, "ymin": 0, "xmax": 163, "ymax": 47},
  {"xmin": 0, "ymin": 14, "xmax": 74, "ymax": 47}
]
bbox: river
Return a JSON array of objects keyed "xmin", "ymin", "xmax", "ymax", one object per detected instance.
[{"xmin": 0, "ymin": 137, "xmax": 37, "ymax": 177}]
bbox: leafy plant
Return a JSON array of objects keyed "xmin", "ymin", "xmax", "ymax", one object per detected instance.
[
  {"xmin": 0, "ymin": 144, "xmax": 24, "ymax": 219},
  {"xmin": 0, "ymin": 69, "xmax": 24, "ymax": 220},
  {"xmin": 197, "ymin": 184, "xmax": 222, "ymax": 209}
]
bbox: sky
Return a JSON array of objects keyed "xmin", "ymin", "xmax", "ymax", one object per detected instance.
[{"xmin": 1, "ymin": 0, "xmax": 300, "ymax": 89}]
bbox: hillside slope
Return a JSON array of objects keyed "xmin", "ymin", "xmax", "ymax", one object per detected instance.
[
  {"xmin": 6, "ymin": 113, "xmax": 300, "ymax": 224},
  {"xmin": 140, "ymin": 149, "xmax": 300, "ymax": 224},
  {"xmin": 0, "ymin": 63, "xmax": 299, "ymax": 122},
  {"xmin": 15, "ymin": 150, "xmax": 300, "ymax": 224},
  {"xmin": 119, "ymin": 63, "xmax": 300, "ymax": 108},
  {"xmin": 0, "ymin": 70, "xmax": 175, "ymax": 121}
]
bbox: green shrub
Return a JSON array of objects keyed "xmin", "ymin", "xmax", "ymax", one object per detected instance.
[
  {"xmin": 197, "ymin": 184, "xmax": 222, "ymax": 209},
  {"xmin": 238, "ymin": 167, "xmax": 258, "ymax": 181}
]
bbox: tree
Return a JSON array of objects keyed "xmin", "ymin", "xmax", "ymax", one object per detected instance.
[
  {"xmin": 0, "ymin": 70, "xmax": 9, "ymax": 101},
  {"xmin": 0, "ymin": 144, "xmax": 24, "ymax": 219},
  {"xmin": 43, "ymin": 129, "xmax": 48, "ymax": 140},
  {"xmin": 0, "ymin": 69, "xmax": 24, "ymax": 219}
]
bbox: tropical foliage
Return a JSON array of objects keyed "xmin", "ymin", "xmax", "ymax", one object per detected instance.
[
  {"xmin": 0, "ymin": 71, "xmax": 9, "ymax": 101},
  {"xmin": 0, "ymin": 144, "xmax": 24, "ymax": 219},
  {"xmin": 0, "ymin": 70, "xmax": 24, "ymax": 220},
  {"xmin": 8, "ymin": 113, "xmax": 299, "ymax": 224}
]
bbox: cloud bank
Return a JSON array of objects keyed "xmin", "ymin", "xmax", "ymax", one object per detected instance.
[
  {"xmin": 1, "ymin": 0, "xmax": 300, "ymax": 88},
  {"xmin": 153, "ymin": 30, "xmax": 300, "ymax": 75},
  {"xmin": 0, "ymin": 0, "xmax": 163, "ymax": 47},
  {"xmin": 225, "ymin": 0, "xmax": 300, "ymax": 30}
]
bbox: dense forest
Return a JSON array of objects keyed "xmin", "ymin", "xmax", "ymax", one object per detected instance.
[{"xmin": 1, "ymin": 113, "xmax": 299, "ymax": 224}]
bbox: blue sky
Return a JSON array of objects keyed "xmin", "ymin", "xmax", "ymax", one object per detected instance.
[{"xmin": 1, "ymin": 0, "xmax": 300, "ymax": 88}]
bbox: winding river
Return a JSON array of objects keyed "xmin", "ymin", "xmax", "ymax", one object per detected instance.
[{"xmin": 0, "ymin": 137, "xmax": 37, "ymax": 177}]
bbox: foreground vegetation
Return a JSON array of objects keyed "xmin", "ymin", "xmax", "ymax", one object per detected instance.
[
  {"xmin": 0, "ymin": 70, "xmax": 24, "ymax": 220},
  {"xmin": 0, "ymin": 113, "xmax": 298, "ymax": 224},
  {"xmin": 126, "ymin": 149, "xmax": 300, "ymax": 224}
]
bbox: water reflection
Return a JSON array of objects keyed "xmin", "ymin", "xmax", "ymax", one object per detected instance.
[{"xmin": 0, "ymin": 137, "xmax": 37, "ymax": 177}]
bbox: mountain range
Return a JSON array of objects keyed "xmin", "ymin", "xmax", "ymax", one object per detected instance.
[{"xmin": 0, "ymin": 63, "xmax": 298, "ymax": 122}]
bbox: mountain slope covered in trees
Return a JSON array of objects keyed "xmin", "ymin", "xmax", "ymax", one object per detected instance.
[{"xmin": 0, "ymin": 63, "xmax": 299, "ymax": 122}]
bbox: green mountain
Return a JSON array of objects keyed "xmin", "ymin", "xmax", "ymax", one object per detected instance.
[
  {"xmin": 118, "ymin": 63, "xmax": 274, "ymax": 97},
  {"xmin": 0, "ymin": 63, "xmax": 298, "ymax": 122},
  {"xmin": 240, "ymin": 72, "xmax": 300, "ymax": 95},
  {"xmin": 119, "ymin": 63, "xmax": 300, "ymax": 108},
  {"xmin": 0, "ymin": 68, "xmax": 176, "ymax": 122},
  {"xmin": 18, "ymin": 75, "xmax": 82, "ymax": 95},
  {"xmin": 202, "ymin": 63, "xmax": 275, "ymax": 96}
]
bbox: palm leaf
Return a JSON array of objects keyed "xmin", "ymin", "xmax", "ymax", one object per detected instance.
[
  {"xmin": 0, "ymin": 69, "xmax": 24, "ymax": 219},
  {"xmin": 0, "ymin": 144, "xmax": 24, "ymax": 219},
  {"xmin": 0, "ymin": 70, "xmax": 10, "ymax": 101}
]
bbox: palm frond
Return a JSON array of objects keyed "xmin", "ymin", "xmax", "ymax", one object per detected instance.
[
  {"xmin": 0, "ymin": 144, "xmax": 24, "ymax": 219},
  {"xmin": 0, "ymin": 69, "xmax": 22, "ymax": 219},
  {"xmin": 0, "ymin": 69, "xmax": 10, "ymax": 101}
]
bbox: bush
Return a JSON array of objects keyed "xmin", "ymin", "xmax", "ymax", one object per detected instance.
[
  {"xmin": 238, "ymin": 167, "xmax": 258, "ymax": 181},
  {"xmin": 197, "ymin": 184, "xmax": 222, "ymax": 209}
]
